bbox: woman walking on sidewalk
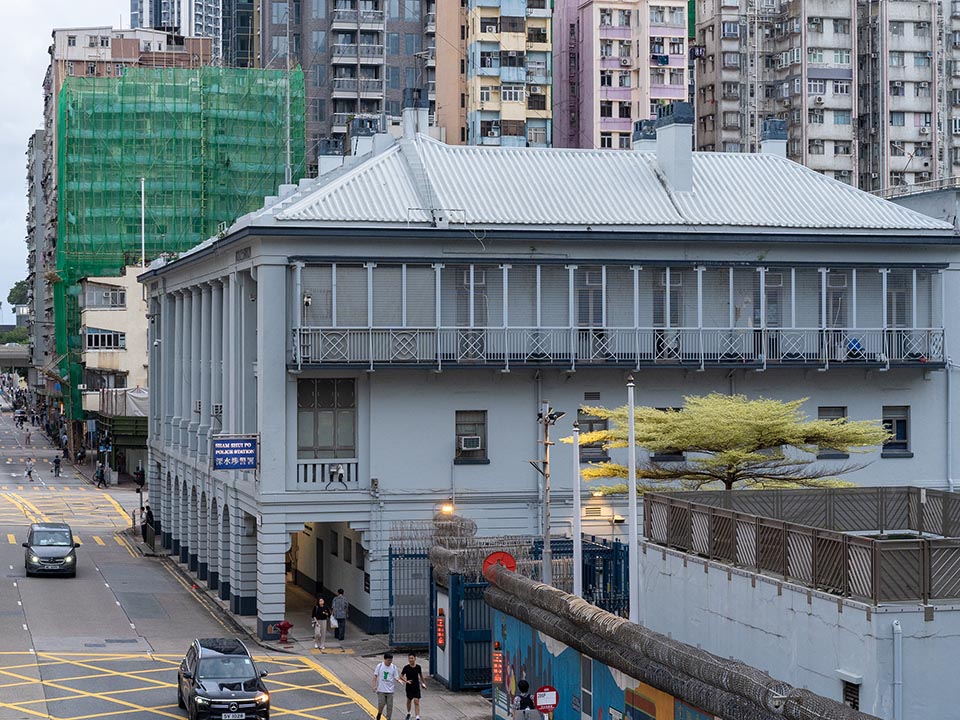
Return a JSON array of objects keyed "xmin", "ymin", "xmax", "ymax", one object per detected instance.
[{"xmin": 311, "ymin": 597, "xmax": 331, "ymax": 650}]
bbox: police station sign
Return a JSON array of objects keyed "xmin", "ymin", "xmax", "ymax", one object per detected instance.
[{"xmin": 212, "ymin": 435, "xmax": 259, "ymax": 471}]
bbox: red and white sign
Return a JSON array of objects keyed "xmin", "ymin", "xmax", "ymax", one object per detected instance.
[
  {"xmin": 535, "ymin": 686, "xmax": 559, "ymax": 714},
  {"xmin": 483, "ymin": 551, "xmax": 517, "ymax": 575}
]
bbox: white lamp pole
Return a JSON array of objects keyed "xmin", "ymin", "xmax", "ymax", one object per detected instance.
[
  {"xmin": 627, "ymin": 376, "xmax": 640, "ymax": 623},
  {"xmin": 572, "ymin": 420, "xmax": 582, "ymax": 597},
  {"xmin": 140, "ymin": 177, "xmax": 146, "ymax": 269}
]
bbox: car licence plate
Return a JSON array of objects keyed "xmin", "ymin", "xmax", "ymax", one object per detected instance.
[
  {"xmin": 42, "ymin": 564, "xmax": 60, "ymax": 569},
  {"xmin": 222, "ymin": 714, "xmax": 245, "ymax": 719}
]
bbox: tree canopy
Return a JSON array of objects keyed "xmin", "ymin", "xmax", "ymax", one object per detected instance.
[
  {"xmin": 574, "ymin": 393, "xmax": 890, "ymax": 492},
  {"xmin": 6, "ymin": 280, "xmax": 28, "ymax": 307}
]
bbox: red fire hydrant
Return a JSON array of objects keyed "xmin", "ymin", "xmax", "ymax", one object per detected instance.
[{"xmin": 277, "ymin": 620, "xmax": 294, "ymax": 643}]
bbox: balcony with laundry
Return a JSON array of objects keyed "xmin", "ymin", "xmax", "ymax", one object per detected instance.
[{"xmin": 290, "ymin": 263, "xmax": 944, "ymax": 371}]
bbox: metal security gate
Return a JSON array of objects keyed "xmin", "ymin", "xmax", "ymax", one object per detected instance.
[
  {"xmin": 388, "ymin": 547, "xmax": 430, "ymax": 647},
  {"xmin": 451, "ymin": 574, "xmax": 492, "ymax": 690}
]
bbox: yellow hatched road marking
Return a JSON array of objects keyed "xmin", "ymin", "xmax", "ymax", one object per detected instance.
[
  {"xmin": 301, "ymin": 656, "xmax": 377, "ymax": 717},
  {"xmin": 100, "ymin": 492, "xmax": 133, "ymax": 523},
  {"xmin": 73, "ymin": 536, "xmax": 82, "ymax": 545},
  {"xmin": 93, "ymin": 536, "xmax": 105, "ymax": 545},
  {"xmin": 5, "ymin": 533, "xmax": 14, "ymax": 544},
  {"xmin": 11, "ymin": 494, "xmax": 48, "ymax": 523}
]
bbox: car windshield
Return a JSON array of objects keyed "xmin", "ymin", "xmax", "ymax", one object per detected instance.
[
  {"xmin": 31, "ymin": 530, "xmax": 73, "ymax": 547},
  {"xmin": 197, "ymin": 657, "xmax": 255, "ymax": 680}
]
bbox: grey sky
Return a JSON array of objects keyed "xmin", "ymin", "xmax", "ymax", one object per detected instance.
[{"xmin": 0, "ymin": 0, "xmax": 129, "ymax": 321}]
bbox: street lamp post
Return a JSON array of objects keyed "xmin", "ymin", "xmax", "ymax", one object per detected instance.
[
  {"xmin": 572, "ymin": 420, "xmax": 582, "ymax": 597},
  {"xmin": 627, "ymin": 376, "xmax": 640, "ymax": 623},
  {"xmin": 533, "ymin": 400, "xmax": 565, "ymax": 587}
]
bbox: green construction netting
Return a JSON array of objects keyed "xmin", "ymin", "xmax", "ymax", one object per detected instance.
[{"xmin": 55, "ymin": 66, "xmax": 306, "ymax": 419}]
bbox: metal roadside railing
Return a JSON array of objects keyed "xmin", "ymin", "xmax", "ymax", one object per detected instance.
[{"xmin": 644, "ymin": 487, "xmax": 960, "ymax": 605}]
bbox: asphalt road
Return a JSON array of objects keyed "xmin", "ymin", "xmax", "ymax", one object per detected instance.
[{"xmin": 0, "ymin": 405, "xmax": 372, "ymax": 720}]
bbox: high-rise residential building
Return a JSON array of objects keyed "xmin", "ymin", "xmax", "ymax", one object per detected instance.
[
  {"xmin": 223, "ymin": 0, "xmax": 260, "ymax": 67},
  {"xmin": 130, "ymin": 0, "xmax": 224, "ymax": 58},
  {"xmin": 262, "ymin": 0, "xmax": 437, "ymax": 174},
  {"xmin": 28, "ymin": 27, "xmax": 302, "ymax": 450},
  {"xmin": 555, "ymin": 0, "xmax": 688, "ymax": 149},
  {"xmin": 453, "ymin": 0, "xmax": 553, "ymax": 147},
  {"xmin": 693, "ymin": 0, "xmax": 950, "ymax": 190},
  {"xmin": 24, "ymin": 130, "xmax": 44, "ymax": 394}
]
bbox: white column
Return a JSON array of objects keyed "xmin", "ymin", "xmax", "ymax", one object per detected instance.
[
  {"xmin": 162, "ymin": 293, "xmax": 175, "ymax": 445},
  {"xmin": 257, "ymin": 264, "xmax": 288, "ymax": 492},
  {"xmin": 851, "ymin": 269, "xmax": 858, "ymax": 329},
  {"xmin": 198, "ymin": 284, "xmax": 212, "ymax": 458},
  {"xmin": 172, "ymin": 292, "xmax": 184, "ymax": 447},
  {"xmin": 189, "ymin": 287, "xmax": 202, "ymax": 453},
  {"xmin": 180, "ymin": 289, "xmax": 193, "ymax": 448}
]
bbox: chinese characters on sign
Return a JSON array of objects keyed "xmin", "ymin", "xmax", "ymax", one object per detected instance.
[
  {"xmin": 212, "ymin": 436, "xmax": 258, "ymax": 470},
  {"xmin": 436, "ymin": 610, "xmax": 446, "ymax": 649}
]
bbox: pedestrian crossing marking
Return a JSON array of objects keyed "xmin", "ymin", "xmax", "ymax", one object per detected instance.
[
  {"xmin": 93, "ymin": 536, "xmax": 105, "ymax": 546},
  {"xmin": 73, "ymin": 536, "xmax": 82, "ymax": 545},
  {"xmin": 5, "ymin": 534, "xmax": 14, "ymax": 544}
]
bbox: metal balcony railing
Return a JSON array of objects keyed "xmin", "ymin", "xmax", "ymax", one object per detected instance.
[
  {"xmin": 291, "ymin": 326, "xmax": 945, "ymax": 370},
  {"xmin": 294, "ymin": 458, "xmax": 360, "ymax": 490}
]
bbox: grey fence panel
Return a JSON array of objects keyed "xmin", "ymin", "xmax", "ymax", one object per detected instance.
[
  {"xmin": 389, "ymin": 548, "xmax": 431, "ymax": 647},
  {"xmin": 712, "ymin": 512, "xmax": 736, "ymax": 563},
  {"xmin": 785, "ymin": 527, "xmax": 813, "ymax": 585},
  {"xmin": 691, "ymin": 510, "xmax": 710, "ymax": 556},
  {"xmin": 814, "ymin": 534, "xmax": 844, "ymax": 595},
  {"xmin": 669, "ymin": 504, "xmax": 692, "ymax": 550},
  {"xmin": 877, "ymin": 541, "xmax": 924, "ymax": 602},
  {"xmin": 832, "ymin": 489, "xmax": 882, "ymax": 532},
  {"xmin": 930, "ymin": 540, "xmax": 960, "ymax": 600},
  {"xmin": 847, "ymin": 538, "xmax": 874, "ymax": 602},
  {"xmin": 757, "ymin": 520, "xmax": 786, "ymax": 576},
  {"xmin": 944, "ymin": 495, "xmax": 960, "ymax": 539},
  {"xmin": 649, "ymin": 501, "xmax": 669, "ymax": 543},
  {"xmin": 735, "ymin": 519, "xmax": 756, "ymax": 568}
]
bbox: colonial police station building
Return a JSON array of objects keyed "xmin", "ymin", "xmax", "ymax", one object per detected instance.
[{"xmin": 141, "ymin": 107, "xmax": 959, "ymax": 637}]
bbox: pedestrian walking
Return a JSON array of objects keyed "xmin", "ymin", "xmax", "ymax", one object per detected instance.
[
  {"xmin": 373, "ymin": 652, "xmax": 407, "ymax": 720},
  {"xmin": 53, "ymin": 456, "xmax": 61, "ymax": 477},
  {"xmin": 24, "ymin": 430, "xmax": 30, "ymax": 446},
  {"xmin": 311, "ymin": 597, "xmax": 331, "ymax": 650},
  {"xmin": 401, "ymin": 654, "xmax": 427, "ymax": 720},
  {"xmin": 332, "ymin": 588, "xmax": 348, "ymax": 641},
  {"xmin": 25, "ymin": 458, "xmax": 34, "ymax": 483},
  {"xmin": 95, "ymin": 462, "xmax": 106, "ymax": 488}
]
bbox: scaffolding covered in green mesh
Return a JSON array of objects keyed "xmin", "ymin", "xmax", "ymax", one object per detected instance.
[{"xmin": 54, "ymin": 65, "xmax": 306, "ymax": 421}]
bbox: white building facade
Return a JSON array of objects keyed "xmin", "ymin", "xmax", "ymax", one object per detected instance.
[{"xmin": 141, "ymin": 107, "xmax": 958, "ymax": 638}]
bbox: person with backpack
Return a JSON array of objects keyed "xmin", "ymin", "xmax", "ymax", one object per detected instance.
[
  {"xmin": 53, "ymin": 456, "xmax": 61, "ymax": 477},
  {"xmin": 373, "ymin": 652, "xmax": 408, "ymax": 720},
  {"xmin": 513, "ymin": 679, "xmax": 540, "ymax": 720}
]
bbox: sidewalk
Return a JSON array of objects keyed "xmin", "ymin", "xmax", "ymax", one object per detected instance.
[{"xmin": 121, "ymin": 526, "xmax": 491, "ymax": 720}]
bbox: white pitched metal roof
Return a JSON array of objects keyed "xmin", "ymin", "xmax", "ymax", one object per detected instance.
[{"xmin": 272, "ymin": 135, "xmax": 951, "ymax": 234}]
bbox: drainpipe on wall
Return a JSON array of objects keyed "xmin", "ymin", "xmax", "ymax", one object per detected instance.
[
  {"xmin": 892, "ymin": 620, "xmax": 903, "ymax": 720},
  {"xmin": 947, "ymin": 357, "xmax": 955, "ymax": 492},
  {"xmin": 535, "ymin": 372, "xmax": 543, "ymax": 538}
]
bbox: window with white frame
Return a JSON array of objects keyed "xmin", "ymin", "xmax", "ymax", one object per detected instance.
[
  {"xmin": 817, "ymin": 407, "xmax": 849, "ymax": 458},
  {"xmin": 833, "ymin": 19, "xmax": 850, "ymax": 33},
  {"xmin": 808, "ymin": 78, "xmax": 826, "ymax": 94},
  {"xmin": 833, "ymin": 80, "xmax": 850, "ymax": 95},
  {"xmin": 889, "ymin": 51, "xmax": 904, "ymax": 67},
  {"xmin": 834, "ymin": 141, "xmax": 852, "ymax": 155},
  {"xmin": 833, "ymin": 110, "xmax": 851, "ymax": 125},
  {"xmin": 833, "ymin": 49, "xmax": 851, "ymax": 64},
  {"xmin": 500, "ymin": 84, "xmax": 524, "ymax": 102},
  {"xmin": 600, "ymin": 132, "xmax": 612, "ymax": 148},
  {"xmin": 455, "ymin": 410, "xmax": 488, "ymax": 462},
  {"xmin": 914, "ymin": 52, "xmax": 931, "ymax": 67},
  {"xmin": 882, "ymin": 406, "xmax": 910, "ymax": 456},
  {"xmin": 84, "ymin": 328, "xmax": 126, "ymax": 350},
  {"xmin": 807, "ymin": 47, "xmax": 823, "ymax": 63}
]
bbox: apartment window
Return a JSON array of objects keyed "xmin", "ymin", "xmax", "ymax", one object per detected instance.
[
  {"xmin": 833, "ymin": 49, "xmax": 851, "ymax": 64},
  {"xmin": 87, "ymin": 62, "xmax": 97, "ymax": 75},
  {"xmin": 115, "ymin": 64, "xmax": 124, "ymax": 77},
  {"xmin": 501, "ymin": 84, "xmax": 524, "ymax": 102},
  {"xmin": 916, "ymin": 82, "xmax": 931, "ymax": 98},
  {"xmin": 835, "ymin": 170, "xmax": 852, "ymax": 184},
  {"xmin": 889, "ymin": 51, "xmax": 904, "ymax": 67},
  {"xmin": 297, "ymin": 378, "xmax": 356, "ymax": 459},
  {"xmin": 669, "ymin": 38, "xmax": 684, "ymax": 54},
  {"xmin": 619, "ymin": 9, "xmax": 632, "ymax": 26},
  {"xmin": 404, "ymin": 33, "xmax": 420, "ymax": 55},
  {"xmin": 916, "ymin": 112, "xmax": 932, "ymax": 127},
  {"xmin": 356, "ymin": 545, "xmax": 366, "ymax": 570},
  {"xmin": 67, "ymin": 35, "xmax": 76, "ymax": 46},
  {"xmin": 343, "ymin": 537, "xmax": 352, "ymax": 564},
  {"xmin": 618, "ymin": 72, "xmax": 631, "ymax": 87},
  {"xmin": 882, "ymin": 406, "xmax": 911, "ymax": 456},
  {"xmin": 807, "ymin": 17, "xmax": 822, "ymax": 32},
  {"xmin": 914, "ymin": 52, "xmax": 931, "ymax": 67},
  {"xmin": 816, "ymin": 407, "xmax": 850, "ymax": 459},
  {"xmin": 890, "ymin": 21, "xmax": 904, "ymax": 35},
  {"xmin": 890, "ymin": 142, "xmax": 906, "ymax": 156},
  {"xmin": 528, "ymin": 126, "xmax": 547, "ymax": 145},
  {"xmin": 890, "ymin": 171, "xmax": 905, "ymax": 185},
  {"xmin": 915, "ymin": 142, "xmax": 930, "ymax": 158},
  {"xmin": 808, "ymin": 78, "xmax": 826, "ymax": 94},
  {"xmin": 578, "ymin": 411, "xmax": 609, "ymax": 462},
  {"xmin": 668, "ymin": 7, "xmax": 684, "ymax": 25},
  {"xmin": 808, "ymin": 139, "xmax": 825, "ymax": 155},
  {"xmin": 67, "ymin": 62, "xmax": 75, "ymax": 76},
  {"xmin": 600, "ymin": 40, "xmax": 613, "ymax": 57},
  {"xmin": 600, "ymin": 70, "xmax": 613, "ymax": 86},
  {"xmin": 807, "ymin": 47, "xmax": 823, "ymax": 63},
  {"xmin": 722, "ymin": 141, "xmax": 741, "ymax": 152},
  {"xmin": 479, "ymin": 85, "xmax": 494, "ymax": 102},
  {"xmin": 600, "ymin": 101, "xmax": 613, "ymax": 118},
  {"xmin": 528, "ymin": 92, "xmax": 547, "ymax": 111},
  {"xmin": 834, "ymin": 141, "xmax": 852, "ymax": 155},
  {"xmin": 88, "ymin": 35, "xmax": 97, "ymax": 47},
  {"xmin": 272, "ymin": 1, "xmax": 289, "ymax": 23},
  {"xmin": 85, "ymin": 328, "xmax": 126, "ymax": 350},
  {"xmin": 600, "ymin": 132, "xmax": 613, "ymax": 148},
  {"xmin": 618, "ymin": 103, "xmax": 632, "ymax": 119},
  {"xmin": 650, "ymin": 6, "xmax": 665, "ymax": 24},
  {"xmin": 501, "ymin": 50, "xmax": 525, "ymax": 67},
  {"xmin": 833, "ymin": 19, "xmax": 850, "ymax": 34},
  {"xmin": 833, "ymin": 80, "xmax": 851, "ymax": 95},
  {"xmin": 330, "ymin": 530, "xmax": 338, "ymax": 556},
  {"xmin": 890, "ymin": 81, "xmax": 905, "ymax": 96},
  {"xmin": 84, "ymin": 285, "xmax": 126, "ymax": 309},
  {"xmin": 722, "ymin": 52, "xmax": 739, "ymax": 68},
  {"xmin": 808, "ymin": 108, "xmax": 824, "ymax": 124},
  {"xmin": 618, "ymin": 134, "xmax": 631, "ymax": 149},
  {"xmin": 914, "ymin": 21, "xmax": 929, "ymax": 37},
  {"xmin": 669, "ymin": 69, "xmax": 684, "ymax": 85},
  {"xmin": 480, "ymin": 51, "xmax": 499, "ymax": 69},
  {"xmin": 600, "ymin": 9, "xmax": 612, "ymax": 25},
  {"xmin": 890, "ymin": 111, "xmax": 905, "ymax": 127},
  {"xmin": 100, "ymin": 36, "xmax": 110, "ymax": 47},
  {"xmin": 455, "ymin": 410, "xmax": 488, "ymax": 463},
  {"xmin": 833, "ymin": 110, "xmax": 851, "ymax": 125}
]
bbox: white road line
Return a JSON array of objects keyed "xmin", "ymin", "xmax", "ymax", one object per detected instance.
[
  {"xmin": 21, "ymin": 624, "xmax": 27, "ymax": 631},
  {"xmin": 129, "ymin": 623, "xmax": 136, "ymax": 629},
  {"xmin": 115, "ymin": 600, "xmax": 121, "ymax": 606}
]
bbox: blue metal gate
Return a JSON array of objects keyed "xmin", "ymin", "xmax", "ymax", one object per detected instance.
[{"xmin": 388, "ymin": 546, "xmax": 430, "ymax": 647}]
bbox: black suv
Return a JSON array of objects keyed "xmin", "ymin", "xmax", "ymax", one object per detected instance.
[
  {"xmin": 23, "ymin": 522, "xmax": 79, "ymax": 577},
  {"xmin": 177, "ymin": 638, "xmax": 269, "ymax": 720}
]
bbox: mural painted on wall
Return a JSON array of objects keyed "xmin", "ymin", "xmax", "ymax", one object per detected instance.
[{"xmin": 492, "ymin": 609, "xmax": 717, "ymax": 720}]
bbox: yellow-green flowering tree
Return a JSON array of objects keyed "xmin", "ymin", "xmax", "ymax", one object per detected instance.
[{"xmin": 575, "ymin": 394, "xmax": 890, "ymax": 492}]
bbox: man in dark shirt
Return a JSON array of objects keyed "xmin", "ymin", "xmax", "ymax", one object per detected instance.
[{"xmin": 401, "ymin": 653, "xmax": 427, "ymax": 720}]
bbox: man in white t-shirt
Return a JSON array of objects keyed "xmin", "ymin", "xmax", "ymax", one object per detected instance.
[{"xmin": 373, "ymin": 652, "xmax": 407, "ymax": 720}]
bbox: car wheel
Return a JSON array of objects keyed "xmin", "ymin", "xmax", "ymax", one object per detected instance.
[
  {"xmin": 24, "ymin": 569, "xmax": 32, "ymax": 578},
  {"xmin": 177, "ymin": 683, "xmax": 185, "ymax": 709},
  {"xmin": 67, "ymin": 571, "xmax": 76, "ymax": 579}
]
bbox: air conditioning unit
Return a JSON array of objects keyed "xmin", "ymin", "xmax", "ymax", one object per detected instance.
[
  {"xmin": 194, "ymin": 400, "xmax": 202, "ymax": 414},
  {"xmin": 658, "ymin": 271, "xmax": 682, "ymax": 286},
  {"xmin": 920, "ymin": 126, "xmax": 930, "ymax": 135},
  {"xmin": 459, "ymin": 435, "xmax": 483, "ymax": 451},
  {"xmin": 77, "ymin": 384, "xmax": 88, "ymax": 391},
  {"xmin": 893, "ymin": 81, "xmax": 903, "ymax": 88},
  {"xmin": 621, "ymin": 57, "xmax": 631, "ymax": 66},
  {"xmin": 584, "ymin": 270, "xmax": 602, "ymax": 286},
  {"xmin": 529, "ymin": 85, "xmax": 543, "ymax": 94},
  {"xmin": 827, "ymin": 273, "xmax": 847, "ymax": 288},
  {"xmin": 211, "ymin": 403, "xmax": 223, "ymax": 417},
  {"xmin": 484, "ymin": 24, "xmax": 497, "ymax": 33},
  {"xmin": 783, "ymin": 98, "xmax": 792, "ymax": 107},
  {"xmin": 765, "ymin": 272, "xmax": 784, "ymax": 288},
  {"xmin": 457, "ymin": 268, "xmax": 487, "ymax": 286},
  {"xmin": 815, "ymin": 95, "xmax": 824, "ymax": 104},
  {"xmin": 487, "ymin": 130, "xmax": 500, "ymax": 137}
]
